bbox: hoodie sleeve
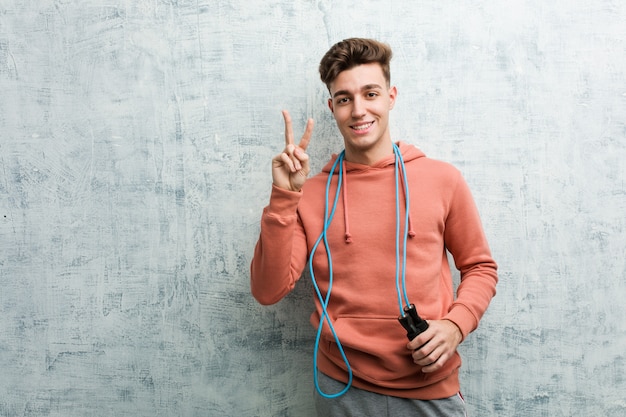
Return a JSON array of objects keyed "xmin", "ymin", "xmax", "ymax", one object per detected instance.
[
  {"xmin": 250, "ymin": 185, "xmax": 309, "ymax": 305},
  {"xmin": 443, "ymin": 173, "xmax": 498, "ymax": 340}
]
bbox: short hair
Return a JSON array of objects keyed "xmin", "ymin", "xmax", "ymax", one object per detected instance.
[{"xmin": 319, "ymin": 38, "xmax": 393, "ymax": 90}]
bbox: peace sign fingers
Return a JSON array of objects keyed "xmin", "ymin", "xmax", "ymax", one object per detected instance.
[
  {"xmin": 272, "ymin": 110, "xmax": 314, "ymax": 192},
  {"xmin": 282, "ymin": 110, "xmax": 314, "ymax": 151}
]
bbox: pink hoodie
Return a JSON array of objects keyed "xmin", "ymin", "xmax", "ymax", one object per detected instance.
[{"xmin": 251, "ymin": 141, "xmax": 497, "ymax": 399}]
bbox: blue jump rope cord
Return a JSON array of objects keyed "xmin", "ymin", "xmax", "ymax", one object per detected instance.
[
  {"xmin": 311, "ymin": 144, "xmax": 411, "ymax": 398},
  {"xmin": 310, "ymin": 151, "xmax": 352, "ymax": 398},
  {"xmin": 394, "ymin": 143, "xmax": 412, "ymax": 312}
]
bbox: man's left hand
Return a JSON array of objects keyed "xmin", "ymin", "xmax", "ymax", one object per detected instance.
[{"xmin": 406, "ymin": 319, "xmax": 463, "ymax": 373}]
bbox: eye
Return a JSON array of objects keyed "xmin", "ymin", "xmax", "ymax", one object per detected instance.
[
  {"xmin": 336, "ymin": 97, "xmax": 350, "ymax": 105},
  {"xmin": 367, "ymin": 91, "xmax": 379, "ymax": 98}
]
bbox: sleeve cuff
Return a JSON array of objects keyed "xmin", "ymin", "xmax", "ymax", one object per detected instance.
[
  {"xmin": 266, "ymin": 184, "xmax": 302, "ymax": 216},
  {"xmin": 443, "ymin": 304, "xmax": 478, "ymax": 342}
]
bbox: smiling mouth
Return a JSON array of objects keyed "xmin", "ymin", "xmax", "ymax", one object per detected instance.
[{"xmin": 351, "ymin": 122, "xmax": 374, "ymax": 131}]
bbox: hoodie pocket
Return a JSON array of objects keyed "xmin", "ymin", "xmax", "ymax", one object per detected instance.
[{"xmin": 321, "ymin": 315, "xmax": 422, "ymax": 386}]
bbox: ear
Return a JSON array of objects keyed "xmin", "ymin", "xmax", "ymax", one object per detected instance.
[
  {"xmin": 388, "ymin": 86, "xmax": 398, "ymax": 110},
  {"xmin": 327, "ymin": 97, "xmax": 334, "ymax": 113}
]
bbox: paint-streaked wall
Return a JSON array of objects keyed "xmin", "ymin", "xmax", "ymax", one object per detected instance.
[{"xmin": 1, "ymin": 1, "xmax": 624, "ymax": 416}]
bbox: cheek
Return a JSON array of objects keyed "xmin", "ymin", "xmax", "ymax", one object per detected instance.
[
  {"xmin": 333, "ymin": 108, "xmax": 349, "ymax": 123},
  {"xmin": 377, "ymin": 102, "xmax": 392, "ymax": 115}
]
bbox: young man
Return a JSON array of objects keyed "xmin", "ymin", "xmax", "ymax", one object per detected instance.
[{"xmin": 251, "ymin": 38, "xmax": 498, "ymax": 416}]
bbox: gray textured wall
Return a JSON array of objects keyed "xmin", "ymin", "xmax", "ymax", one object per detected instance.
[{"xmin": 1, "ymin": 1, "xmax": 625, "ymax": 416}]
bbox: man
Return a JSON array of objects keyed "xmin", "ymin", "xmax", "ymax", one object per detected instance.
[{"xmin": 251, "ymin": 38, "xmax": 497, "ymax": 416}]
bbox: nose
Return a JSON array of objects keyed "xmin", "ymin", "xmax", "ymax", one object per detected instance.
[{"xmin": 351, "ymin": 97, "xmax": 366, "ymax": 119}]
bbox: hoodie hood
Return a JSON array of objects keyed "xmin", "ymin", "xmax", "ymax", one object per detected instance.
[{"xmin": 320, "ymin": 141, "xmax": 426, "ymax": 243}]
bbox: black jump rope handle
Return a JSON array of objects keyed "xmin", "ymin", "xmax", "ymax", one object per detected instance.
[{"xmin": 398, "ymin": 304, "xmax": 429, "ymax": 341}]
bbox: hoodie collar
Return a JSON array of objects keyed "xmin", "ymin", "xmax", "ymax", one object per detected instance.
[{"xmin": 322, "ymin": 141, "xmax": 425, "ymax": 174}]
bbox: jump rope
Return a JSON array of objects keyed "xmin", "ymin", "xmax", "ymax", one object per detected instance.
[{"xmin": 308, "ymin": 143, "xmax": 429, "ymax": 398}]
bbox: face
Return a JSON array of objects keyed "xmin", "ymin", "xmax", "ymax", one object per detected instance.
[{"xmin": 328, "ymin": 63, "xmax": 397, "ymax": 164}]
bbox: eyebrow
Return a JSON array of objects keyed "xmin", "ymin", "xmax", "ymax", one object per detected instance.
[{"xmin": 332, "ymin": 84, "xmax": 384, "ymax": 98}]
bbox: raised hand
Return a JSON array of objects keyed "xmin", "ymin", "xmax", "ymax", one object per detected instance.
[{"xmin": 271, "ymin": 110, "xmax": 314, "ymax": 192}]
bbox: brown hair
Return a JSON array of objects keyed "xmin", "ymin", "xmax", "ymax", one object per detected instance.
[{"xmin": 319, "ymin": 38, "xmax": 393, "ymax": 90}]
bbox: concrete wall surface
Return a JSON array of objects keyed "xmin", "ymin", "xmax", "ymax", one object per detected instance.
[{"xmin": 1, "ymin": 1, "xmax": 625, "ymax": 416}]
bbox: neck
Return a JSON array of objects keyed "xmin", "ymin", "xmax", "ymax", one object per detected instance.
[{"xmin": 344, "ymin": 139, "xmax": 394, "ymax": 165}]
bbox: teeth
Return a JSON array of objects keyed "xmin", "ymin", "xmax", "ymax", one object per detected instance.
[{"xmin": 352, "ymin": 122, "xmax": 373, "ymax": 131}]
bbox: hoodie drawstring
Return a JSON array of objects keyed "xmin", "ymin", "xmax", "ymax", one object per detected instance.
[
  {"xmin": 398, "ymin": 164, "xmax": 416, "ymax": 238},
  {"xmin": 338, "ymin": 145, "xmax": 415, "ymax": 244},
  {"xmin": 341, "ymin": 161, "xmax": 353, "ymax": 243}
]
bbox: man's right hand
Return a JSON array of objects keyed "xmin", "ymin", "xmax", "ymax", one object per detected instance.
[{"xmin": 272, "ymin": 110, "xmax": 314, "ymax": 192}]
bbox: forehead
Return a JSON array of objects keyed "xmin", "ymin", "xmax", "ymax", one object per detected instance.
[{"xmin": 329, "ymin": 63, "xmax": 387, "ymax": 95}]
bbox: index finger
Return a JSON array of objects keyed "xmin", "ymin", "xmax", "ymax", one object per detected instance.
[{"xmin": 282, "ymin": 110, "xmax": 294, "ymax": 146}]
